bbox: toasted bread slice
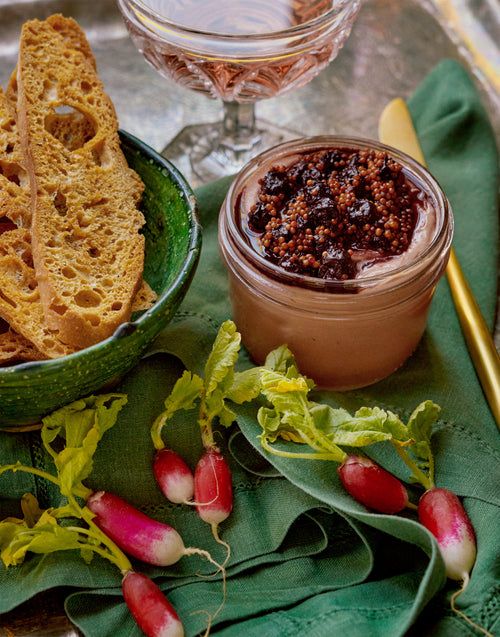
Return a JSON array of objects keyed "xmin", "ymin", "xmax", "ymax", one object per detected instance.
[
  {"xmin": 0, "ymin": 85, "xmax": 31, "ymax": 227},
  {"xmin": 131, "ymin": 278, "xmax": 157, "ymax": 312},
  {"xmin": 0, "ymin": 72, "xmax": 154, "ymax": 360},
  {"xmin": 0, "ymin": 318, "xmax": 47, "ymax": 363},
  {"xmin": 0, "ymin": 222, "xmax": 155, "ymax": 359},
  {"xmin": 0, "ymin": 82, "xmax": 74, "ymax": 359},
  {"xmin": 0, "ymin": 224, "xmax": 155, "ymax": 359},
  {"xmin": 45, "ymin": 14, "xmax": 97, "ymax": 70},
  {"xmin": 16, "ymin": 15, "xmax": 146, "ymax": 348},
  {"xmin": 0, "ymin": 228, "xmax": 78, "ymax": 358}
]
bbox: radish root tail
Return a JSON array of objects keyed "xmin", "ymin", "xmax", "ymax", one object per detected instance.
[
  {"xmin": 189, "ymin": 548, "xmax": 228, "ymax": 636},
  {"xmin": 450, "ymin": 575, "xmax": 493, "ymax": 637},
  {"xmin": 190, "ymin": 608, "xmax": 213, "ymax": 637},
  {"xmin": 186, "ymin": 547, "xmax": 224, "ymax": 574},
  {"xmin": 212, "ymin": 522, "xmax": 231, "ymax": 567}
]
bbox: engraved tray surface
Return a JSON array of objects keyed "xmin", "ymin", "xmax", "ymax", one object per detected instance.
[{"xmin": 0, "ymin": 0, "xmax": 499, "ymax": 634}]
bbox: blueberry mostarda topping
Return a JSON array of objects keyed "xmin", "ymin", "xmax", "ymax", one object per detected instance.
[{"xmin": 247, "ymin": 148, "xmax": 420, "ymax": 280}]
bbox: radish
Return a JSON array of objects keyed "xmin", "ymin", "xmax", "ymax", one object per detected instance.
[
  {"xmin": 0, "ymin": 395, "xmax": 214, "ymax": 637},
  {"xmin": 154, "ymin": 449, "xmax": 194, "ymax": 505},
  {"xmin": 150, "ymin": 322, "xmax": 262, "ymax": 563},
  {"xmin": 86, "ymin": 491, "xmax": 220, "ymax": 570},
  {"xmin": 337, "ymin": 455, "xmax": 410, "ymax": 514},
  {"xmin": 194, "ymin": 449, "xmax": 233, "ymax": 562},
  {"xmin": 194, "ymin": 450, "xmax": 233, "ymax": 527},
  {"xmin": 122, "ymin": 570, "xmax": 184, "ymax": 637},
  {"xmin": 151, "ymin": 446, "xmax": 233, "ymax": 555},
  {"xmin": 418, "ymin": 488, "xmax": 493, "ymax": 636},
  {"xmin": 418, "ymin": 488, "xmax": 476, "ymax": 581}
]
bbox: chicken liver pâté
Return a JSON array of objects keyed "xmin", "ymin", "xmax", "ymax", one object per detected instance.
[{"xmin": 245, "ymin": 148, "xmax": 426, "ymax": 281}]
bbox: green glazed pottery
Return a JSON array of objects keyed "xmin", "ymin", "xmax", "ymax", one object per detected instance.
[{"xmin": 0, "ymin": 130, "xmax": 201, "ymax": 430}]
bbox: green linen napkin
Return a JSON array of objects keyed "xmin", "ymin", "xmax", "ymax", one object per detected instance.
[{"xmin": 1, "ymin": 58, "xmax": 499, "ymax": 637}]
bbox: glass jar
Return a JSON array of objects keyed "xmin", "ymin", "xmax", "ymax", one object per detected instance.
[{"xmin": 218, "ymin": 136, "xmax": 454, "ymax": 390}]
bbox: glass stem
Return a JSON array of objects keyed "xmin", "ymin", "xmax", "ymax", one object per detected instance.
[{"xmin": 220, "ymin": 101, "xmax": 261, "ymax": 156}]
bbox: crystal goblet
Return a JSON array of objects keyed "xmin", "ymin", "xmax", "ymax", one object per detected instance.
[{"xmin": 116, "ymin": 0, "xmax": 362, "ymax": 184}]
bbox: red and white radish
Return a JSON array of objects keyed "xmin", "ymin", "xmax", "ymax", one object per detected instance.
[
  {"xmin": 417, "ymin": 488, "xmax": 494, "ymax": 636},
  {"xmin": 337, "ymin": 454, "xmax": 409, "ymax": 514},
  {"xmin": 86, "ymin": 491, "xmax": 226, "ymax": 635},
  {"xmin": 86, "ymin": 491, "xmax": 219, "ymax": 569},
  {"xmin": 418, "ymin": 488, "xmax": 476, "ymax": 581},
  {"xmin": 154, "ymin": 449, "xmax": 194, "ymax": 505},
  {"xmin": 149, "ymin": 322, "xmax": 252, "ymax": 570},
  {"xmin": 122, "ymin": 570, "xmax": 184, "ymax": 637},
  {"xmin": 194, "ymin": 450, "xmax": 233, "ymax": 560},
  {"xmin": 195, "ymin": 451, "xmax": 233, "ymax": 525}
]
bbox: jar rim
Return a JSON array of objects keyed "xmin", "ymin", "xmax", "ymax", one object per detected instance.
[{"xmin": 222, "ymin": 135, "xmax": 454, "ymax": 293}]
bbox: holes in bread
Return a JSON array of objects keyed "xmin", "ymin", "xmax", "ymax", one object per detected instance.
[
  {"xmin": 42, "ymin": 79, "xmax": 58, "ymax": 102},
  {"xmin": 44, "ymin": 104, "xmax": 97, "ymax": 151},
  {"xmin": 80, "ymin": 80, "xmax": 92, "ymax": 94},
  {"xmin": 42, "ymin": 336, "xmax": 59, "ymax": 350},
  {"xmin": 1, "ymin": 115, "xmax": 16, "ymax": 134},
  {"xmin": 111, "ymin": 301, "xmax": 123, "ymax": 312},
  {"xmin": 90, "ymin": 139, "xmax": 113, "ymax": 169},
  {"xmin": 84, "ymin": 313, "xmax": 101, "ymax": 327},
  {"xmin": 19, "ymin": 280, "xmax": 38, "ymax": 299},
  {"xmin": 0, "ymin": 216, "xmax": 17, "ymax": 235},
  {"xmin": 53, "ymin": 191, "xmax": 68, "ymax": 216},
  {"xmin": 0, "ymin": 160, "xmax": 27, "ymax": 188},
  {"xmin": 49, "ymin": 302, "xmax": 68, "ymax": 316},
  {"xmin": 19, "ymin": 248, "xmax": 34, "ymax": 270},
  {"xmin": 74, "ymin": 289, "xmax": 102, "ymax": 308},
  {"xmin": 61, "ymin": 265, "xmax": 77, "ymax": 279}
]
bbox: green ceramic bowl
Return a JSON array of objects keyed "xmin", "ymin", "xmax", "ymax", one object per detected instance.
[{"xmin": 0, "ymin": 130, "xmax": 201, "ymax": 430}]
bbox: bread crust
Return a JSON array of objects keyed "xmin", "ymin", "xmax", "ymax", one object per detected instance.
[{"xmin": 16, "ymin": 15, "xmax": 146, "ymax": 348}]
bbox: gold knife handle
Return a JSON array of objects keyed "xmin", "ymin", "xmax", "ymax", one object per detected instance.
[
  {"xmin": 379, "ymin": 98, "xmax": 500, "ymax": 430},
  {"xmin": 446, "ymin": 246, "xmax": 500, "ymax": 425}
]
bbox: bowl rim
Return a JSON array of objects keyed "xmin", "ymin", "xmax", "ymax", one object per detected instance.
[
  {"xmin": 118, "ymin": 0, "xmax": 357, "ymax": 40},
  {"xmin": 0, "ymin": 129, "xmax": 201, "ymax": 377}
]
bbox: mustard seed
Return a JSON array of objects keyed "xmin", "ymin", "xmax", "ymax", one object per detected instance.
[{"xmin": 246, "ymin": 147, "xmax": 422, "ymax": 280}]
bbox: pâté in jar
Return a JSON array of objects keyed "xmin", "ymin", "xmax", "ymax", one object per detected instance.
[{"xmin": 218, "ymin": 136, "xmax": 453, "ymax": 390}]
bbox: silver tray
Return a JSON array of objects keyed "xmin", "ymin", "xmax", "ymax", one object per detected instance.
[
  {"xmin": 1, "ymin": 0, "xmax": 499, "ymax": 169},
  {"xmin": 0, "ymin": 0, "xmax": 499, "ymax": 634}
]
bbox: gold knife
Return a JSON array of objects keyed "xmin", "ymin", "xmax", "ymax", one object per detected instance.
[{"xmin": 379, "ymin": 98, "xmax": 500, "ymax": 431}]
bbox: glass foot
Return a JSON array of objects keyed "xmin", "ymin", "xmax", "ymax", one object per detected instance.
[{"xmin": 161, "ymin": 119, "xmax": 299, "ymax": 187}]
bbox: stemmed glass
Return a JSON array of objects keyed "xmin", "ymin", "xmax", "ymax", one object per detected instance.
[{"xmin": 116, "ymin": 0, "xmax": 362, "ymax": 184}]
